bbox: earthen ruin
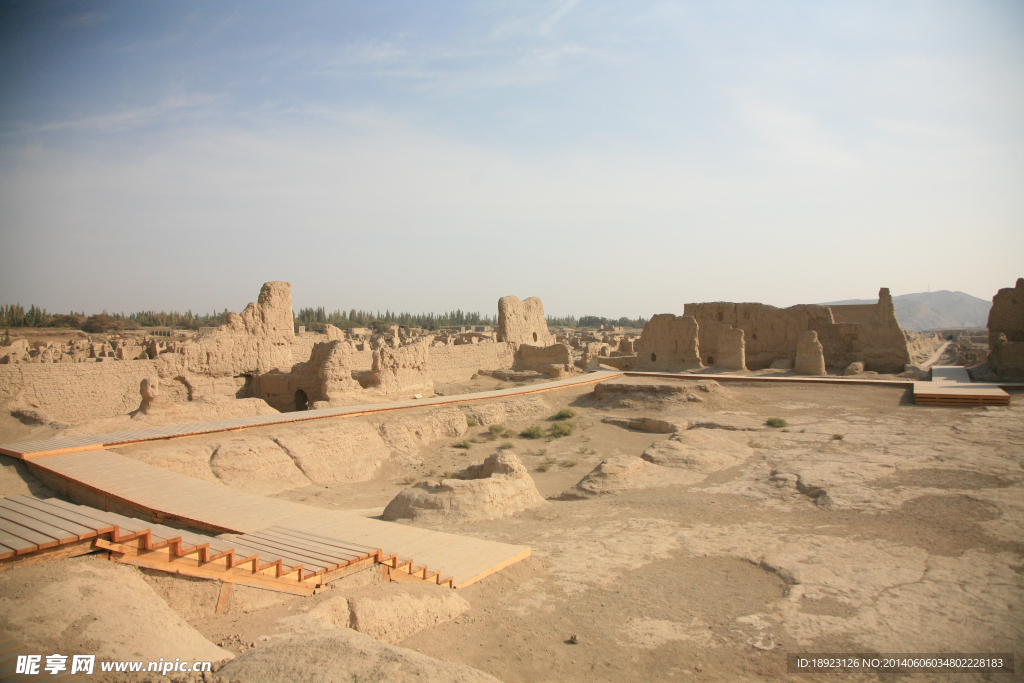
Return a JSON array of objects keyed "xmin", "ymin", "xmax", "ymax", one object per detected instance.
[
  {"xmin": 0, "ymin": 278, "xmax": 1019, "ymax": 683},
  {"xmin": 988, "ymin": 278, "xmax": 1024, "ymax": 380}
]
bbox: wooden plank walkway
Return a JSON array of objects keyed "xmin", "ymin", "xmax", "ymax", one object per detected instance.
[
  {"xmin": 23, "ymin": 452, "xmax": 530, "ymax": 588},
  {"xmin": 0, "ymin": 495, "xmax": 382, "ymax": 594},
  {"xmin": 913, "ymin": 365, "xmax": 1011, "ymax": 406}
]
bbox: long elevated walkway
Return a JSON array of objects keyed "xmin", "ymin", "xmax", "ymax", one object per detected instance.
[{"xmin": 0, "ymin": 371, "xmax": 624, "ymax": 459}]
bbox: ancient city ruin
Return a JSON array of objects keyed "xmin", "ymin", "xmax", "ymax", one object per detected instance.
[{"xmin": 0, "ymin": 279, "xmax": 1020, "ymax": 682}]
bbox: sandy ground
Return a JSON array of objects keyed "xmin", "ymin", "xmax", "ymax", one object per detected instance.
[{"xmin": 0, "ymin": 373, "xmax": 1021, "ymax": 682}]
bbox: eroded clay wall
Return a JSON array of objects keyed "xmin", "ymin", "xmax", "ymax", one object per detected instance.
[
  {"xmin": 498, "ymin": 296, "xmax": 554, "ymax": 346},
  {"xmin": 634, "ymin": 315, "xmax": 701, "ymax": 371},
  {"xmin": 987, "ymin": 278, "xmax": 1024, "ymax": 380},
  {"xmin": 0, "ymin": 360, "xmax": 174, "ymax": 423},
  {"xmin": 514, "ymin": 343, "xmax": 572, "ymax": 372},
  {"xmin": 686, "ymin": 289, "xmax": 909, "ymax": 373},
  {"xmin": 684, "ymin": 302, "xmax": 831, "ymax": 370},
  {"xmin": 829, "ymin": 304, "xmax": 877, "ymax": 324},
  {"xmin": 988, "ymin": 278, "xmax": 1024, "ymax": 345},
  {"xmin": 427, "ymin": 342, "xmax": 515, "ymax": 384}
]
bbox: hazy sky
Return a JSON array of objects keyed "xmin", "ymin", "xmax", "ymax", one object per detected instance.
[{"xmin": 1, "ymin": 1, "xmax": 1021, "ymax": 319}]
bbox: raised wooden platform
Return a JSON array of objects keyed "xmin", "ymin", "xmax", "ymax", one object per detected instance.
[
  {"xmin": 913, "ymin": 383, "xmax": 1011, "ymax": 406},
  {"xmin": 913, "ymin": 365, "xmax": 1011, "ymax": 406},
  {"xmin": 23, "ymin": 451, "xmax": 530, "ymax": 588},
  {"xmin": 0, "ymin": 495, "xmax": 384, "ymax": 595}
]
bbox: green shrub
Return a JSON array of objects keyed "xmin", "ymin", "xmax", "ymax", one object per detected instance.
[
  {"xmin": 535, "ymin": 463, "xmax": 551, "ymax": 472},
  {"xmin": 766, "ymin": 417, "xmax": 787, "ymax": 428},
  {"xmin": 832, "ymin": 434, "xmax": 845, "ymax": 441},
  {"xmin": 401, "ymin": 476, "xmax": 418, "ymax": 485},
  {"xmin": 467, "ymin": 419, "xmax": 478, "ymax": 427},
  {"xmin": 453, "ymin": 440, "xmax": 472, "ymax": 449},
  {"xmin": 562, "ymin": 459, "xmax": 578, "ymax": 468},
  {"xmin": 499, "ymin": 442, "xmax": 514, "ymax": 450},
  {"xmin": 520, "ymin": 426, "xmax": 544, "ymax": 439},
  {"xmin": 553, "ymin": 408, "xmax": 576, "ymax": 420},
  {"xmin": 487, "ymin": 424, "xmax": 505, "ymax": 439},
  {"xmin": 550, "ymin": 421, "xmax": 574, "ymax": 438}
]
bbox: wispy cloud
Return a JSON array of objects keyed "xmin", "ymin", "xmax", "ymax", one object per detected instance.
[
  {"xmin": 5, "ymin": 93, "xmax": 228, "ymax": 136},
  {"xmin": 538, "ymin": 0, "xmax": 583, "ymax": 35}
]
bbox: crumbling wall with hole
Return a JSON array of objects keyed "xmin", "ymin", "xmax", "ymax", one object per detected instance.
[
  {"xmin": 497, "ymin": 295, "xmax": 554, "ymax": 347},
  {"xmin": 633, "ymin": 314, "xmax": 701, "ymax": 371}
]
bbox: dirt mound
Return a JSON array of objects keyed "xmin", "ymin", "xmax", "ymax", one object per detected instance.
[
  {"xmin": 218, "ymin": 624, "xmax": 500, "ymax": 683},
  {"xmin": 460, "ymin": 396, "xmax": 548, "ymax": 426},
  {"xmin": 554, "ymin": 455, "xmax": 696, "ymax": 499},
  {"xmin": 58, "ymin": 396, "xmax": 278, "ymax": 437},
  {"xmin": 383, "ymin": 451, "xmax": 545, "ymax": 523},
  {"xmin": 589, "ymin": 379, "xmax": 725, "ymax": 409},
  {"xmin": 601, "ymin": 416, "xmax": 684, "ymax": 433},
  {"xmin": 0, "ymin": 556, "xmax": 232, "ymax": 665},
  {"xmin": 209, "ymin": 436, "xmax": 313, "ymax": 495},
  {"xmin": 641, "ymin": 430, "xmax": 754, "ymax": 471},
  {"xmin": 688, "ymin": 415, "xmax": 765, "ymax": 431},
  {"xmin": 376, "ymin": 406, "xmax": 468, "ymax": 456},
  {"xmin": 8, "ymin": 405, "xmax": 70, "ymax": 430},
  {"xmin": 116, "ymin": 407, "xmax": 471, "ymax": 493},
  {"xmin": 121, "ymin": 444, "xmax": 221, "ymax": 483},
  {"xmin": 271, "ymin": 421, "xmax": 396, "ymax": 484},
  {"xmin": 310, "ymin": 583, "xmax": 470, "ymax": 644}
]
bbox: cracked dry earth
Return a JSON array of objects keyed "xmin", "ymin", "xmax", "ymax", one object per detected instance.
[
  {"xmin": 2, "ymin": 377, "xmax": 1021, "ymax": 682},
  {"xmin": 345, "ymin": 379, "xmax": 1023, "ymax": 682}
]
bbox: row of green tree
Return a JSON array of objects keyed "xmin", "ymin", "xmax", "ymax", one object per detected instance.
[
  {"xmin": 1, "ymin": 302, "xmax": 648, "ymax": 335},
  {"xmin": 546, "ymin": 314, "xmax": 648, "ymax": 329},
  {"xmin": 0, "ymin": 304, "xmax": 232, "ymax": 333},
  {"xmin": 295, "ymin": 308, "xmax": 495, "ymax": 331}
]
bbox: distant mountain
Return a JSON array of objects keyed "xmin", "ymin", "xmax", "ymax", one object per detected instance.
[{"xmin": 819, "ymin": 291, "xmax": 991, "ymax": 332}]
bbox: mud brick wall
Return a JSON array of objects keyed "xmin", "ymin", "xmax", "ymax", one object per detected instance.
[
  {"xmin": 427, "ymin": 342, "xmax": 515, "ymax": 383},
  {"xmin": 0, "ymin": 360, "xmax": 164, "ymax": 423}
]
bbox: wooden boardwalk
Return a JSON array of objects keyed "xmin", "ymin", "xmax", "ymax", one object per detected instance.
[
  {"xmin": 0, "ymin": 495, "xmax": 384, "ymax": 594},
  {"xmin": 24, "ymin": 451, "xmax": 529, "ymax": 588},
  {"xmin": 913, "ymin": 365, "xmax": 1011, "ymax": 406}
]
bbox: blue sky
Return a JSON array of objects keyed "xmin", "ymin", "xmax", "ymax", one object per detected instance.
[{"xmin": 1, "ymin": 0, "xmax": 1021, "ymax": 319}]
